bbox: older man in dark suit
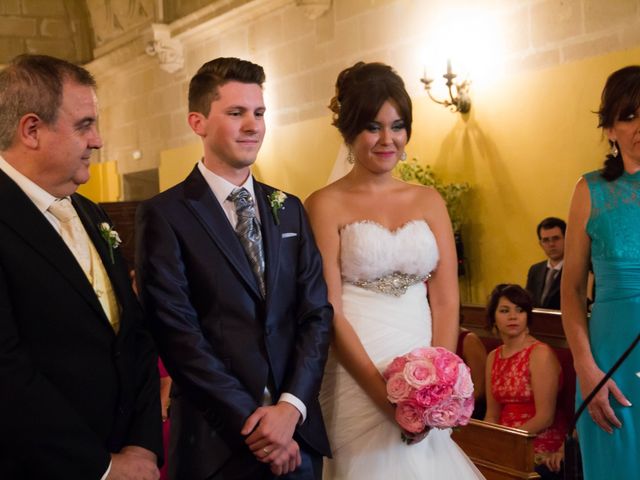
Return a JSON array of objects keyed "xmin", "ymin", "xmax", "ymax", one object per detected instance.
[
  {"xmin": 136, "ymin": 57, "xmax": 332, "ymax": 480},
  {"xmin": 0, "ymin": 54, "xmax": 162, "ymax": 480}
]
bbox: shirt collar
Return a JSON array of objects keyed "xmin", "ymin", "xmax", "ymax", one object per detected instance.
[
  {"xmin": 0, "ymin": 154, "xmax": 59, "ymax": 213},
  {"xmin": 197, "ymin": 160, "xmax": 256, "ymax": 206},
  {"xmin": 546, "ymin": 259, "xmax": 564, "ymax": 271}
]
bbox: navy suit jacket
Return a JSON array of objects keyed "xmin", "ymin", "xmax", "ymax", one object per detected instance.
[
  {"xmin": 526, "ymin": 260, "xmax": 562, "ymax": 310},
  {"xmin": 0, "ymin": 170, "xmax": 162, "ymax": 479},
  {"xmin": 136, "ymin": 166, "xmax": 332, "ymax": 479}
]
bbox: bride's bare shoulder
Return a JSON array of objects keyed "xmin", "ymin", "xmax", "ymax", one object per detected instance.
[{"xmin": 305, "ymin": 179, "xmax": 348, "ymax": 212}]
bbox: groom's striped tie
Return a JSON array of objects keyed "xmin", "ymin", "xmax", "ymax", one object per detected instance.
[{"xmin": 228, "ymin": 188, "xmax": 266, "ymax": 298}]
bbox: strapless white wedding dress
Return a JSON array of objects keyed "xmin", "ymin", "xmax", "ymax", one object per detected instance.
[{"xmin": 320, "ymin": 220, "xmax": 484, "ymax": 479}]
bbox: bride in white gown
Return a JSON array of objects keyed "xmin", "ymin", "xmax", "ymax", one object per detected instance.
[{"xmin": 306, "ymin": 62, "xmax": 484, "ymax": 479}]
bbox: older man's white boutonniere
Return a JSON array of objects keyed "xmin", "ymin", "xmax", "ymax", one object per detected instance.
[
  {"xmin": 98, "ymin": 222, "xmax": 122, "ymax": 264},
  {"xmin": 268, "ymin": 190, "xmax": 287, "ymax": 225}
]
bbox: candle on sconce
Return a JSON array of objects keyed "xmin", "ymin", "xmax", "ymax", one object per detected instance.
[{"xmin": 446, "ymin": 59, "xmax": 452, "ymax": 75}]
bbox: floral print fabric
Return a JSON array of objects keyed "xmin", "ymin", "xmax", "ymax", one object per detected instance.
[{"xmin": 491, "ymin": 342, "xmax": 566, "ymax": 453}]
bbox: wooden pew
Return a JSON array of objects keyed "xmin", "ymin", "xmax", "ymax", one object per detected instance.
[
  {"xmin": 460, "ymin": 304, "xmax": 566, "ymax": 348},
  {"xmin": 451, "ymin": 419, "xmax": 540, "ymax": 479}
]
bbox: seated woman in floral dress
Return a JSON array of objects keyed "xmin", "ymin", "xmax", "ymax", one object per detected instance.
[{"xmin": 484, "ymin": 284, "xmax": 567, "ymax": 478}]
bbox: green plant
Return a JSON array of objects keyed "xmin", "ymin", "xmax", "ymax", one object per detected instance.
[{"xmin": 395, "ymin": 159, "xmax": 470, "ymax": 233}]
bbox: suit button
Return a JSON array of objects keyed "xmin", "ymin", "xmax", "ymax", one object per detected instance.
[
  {"xmin": 114, "ymin": 350, "xmax": 121, "ymax": 357},
  {"xmin": 265, "ymin": 327, "xmax": 272, "ymax": 336}
]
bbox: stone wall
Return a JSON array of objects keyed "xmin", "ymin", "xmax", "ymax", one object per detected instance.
[
  {"xmin": 86, "ymin": 0, "xmax": 640, "ymax": 175},
  {"xmin": 0, "ymin": 0, "xmax": 93, "ymax": 64}
]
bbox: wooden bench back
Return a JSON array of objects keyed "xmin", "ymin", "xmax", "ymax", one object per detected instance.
[{"xmin": 451, "ymin": 419, "xmax": 541, "ymax": 479}]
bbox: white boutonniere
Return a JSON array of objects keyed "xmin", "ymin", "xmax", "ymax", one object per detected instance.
[
  {"xmin": 98, "ymin": 222, "xmax": 122, "ymax": 264},
  {"xmin": 268, "ymin": 190, "xmax": 287, "ymax": 225}
]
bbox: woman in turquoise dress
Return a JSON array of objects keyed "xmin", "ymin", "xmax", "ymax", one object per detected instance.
[{"xmin": 562, "ymin": 65, "xmax": 640, "ymax": 479}]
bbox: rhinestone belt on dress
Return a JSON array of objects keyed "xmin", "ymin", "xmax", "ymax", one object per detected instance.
[{"xmin": 346, "ymin": 271, "xmax": 430, "ymax": 297}]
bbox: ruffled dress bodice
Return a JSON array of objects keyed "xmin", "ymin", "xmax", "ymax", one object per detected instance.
[{"xmin": 339, "ymin": 220, "xmax": 438, "ymax": 283}]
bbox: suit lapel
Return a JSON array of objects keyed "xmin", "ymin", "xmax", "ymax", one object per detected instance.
[
  {"xmin": 254, "ymin": 182, "xmax": 281, "ymax": 306},
  {"xmin": 183, "ymin": 167, "xmax": 262, "ymax": 299},
  {"xmin": 0, "ymin": 171, "xmax": 109, "ymax": 322},
  {"xmin": 535, "ymin": 264, "xmax": 547, "ymax": 301}
]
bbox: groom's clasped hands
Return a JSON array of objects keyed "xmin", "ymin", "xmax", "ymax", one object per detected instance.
[{"xmin": 242, "ymin": 402, "xmax": 303, "ymax": 476}]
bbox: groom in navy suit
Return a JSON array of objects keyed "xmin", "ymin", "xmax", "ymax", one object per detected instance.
[{"xmin": 136, "ymin": 58, "xmax": 332, "ymax": 479}]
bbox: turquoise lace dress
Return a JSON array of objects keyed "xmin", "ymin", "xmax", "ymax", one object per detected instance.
[{"xmin": 577, "ymin": 170, "xmax": 640, "ymax": 479}]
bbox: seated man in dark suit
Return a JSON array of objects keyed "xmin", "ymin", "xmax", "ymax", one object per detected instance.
[{"xmin": 526, "ymin": 217, "xmax": 566, "ymax": 310}]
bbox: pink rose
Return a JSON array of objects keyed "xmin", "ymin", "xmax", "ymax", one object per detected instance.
[
  {"xmin": 424, "ymin": 398, "xmax": 462, "ymax": 428},
  {"xmin": 456, "ymin": 397, "xmax": 475, "ymax": 426},
  {"xmin": 386, "ymin": 373, "xmax": 412, "ymax": 403},
  {"xmin": 395, "ymin": 400, "xmax": 426, "ymax": 433},
  {"xmin": 408, "ymin": 347, "xmax": 435, "ymax": 361},
  {"xmin": 403, "ymin": 360, "xmax": 437, "ymax": 389},
  {"xmin": 412, "ymin": 383, "xmax": 453, "ymax": 407},
  {"xmin": 433, "ymin": 353, "xmax": 460, "ymax": 386},
  {"xmin": 383, "ymin": 355, "xmax": 408, "ymax": 380},
  {"xmin": 452, "ymin": 363, "xmax": 474, "ymax": 399}
]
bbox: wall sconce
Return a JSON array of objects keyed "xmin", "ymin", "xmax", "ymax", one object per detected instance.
[{"xmin": 420, "ymin": 60, "xmax": 471, "ymax": 114}]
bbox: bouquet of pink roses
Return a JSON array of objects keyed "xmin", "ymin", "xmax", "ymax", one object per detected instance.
[{"xmin": 383, "ymin": 346, "xmax": 474, "ymax": 434}]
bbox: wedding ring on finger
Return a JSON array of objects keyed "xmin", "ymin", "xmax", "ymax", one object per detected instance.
[{"xmin": 263, "ymin": 447, "xmax": 270, "ymax": 455}]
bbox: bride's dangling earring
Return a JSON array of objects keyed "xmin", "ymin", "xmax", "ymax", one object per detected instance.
[
  {"xmin": 400, "ymin": 151, "xmax": 407, "ymax": 162},
  {"xmin": 347, "ymin": 147, "xmax": 355, "ymax": 164}
]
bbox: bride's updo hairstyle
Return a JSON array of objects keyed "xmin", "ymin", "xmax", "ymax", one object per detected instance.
[
  {"xmin": 597, "ymin": 65, "xmax": 640, "ymax": 181},
  {"xmin": 329, "ymin": 62, "xmax": 412, "ymax": 144}
]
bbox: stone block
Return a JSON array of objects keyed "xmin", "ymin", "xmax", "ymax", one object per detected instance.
[
  {"xmin": 0, "ymin": 37, "xmax": 25, "ymax": 64},
  {"xmin": 0, "ymin": 16, "xmax": 37, "ymax": 36},
  {"xmin": 268, "ymin": 42, "xmax": 299, "ymax": 78},
  {"xmin": 328, "ymin": 16, "xmax": 359, "ymax": 60},
  {"xmin": 25, "ymin": 38, "xmax": 77, "ymax": 60},
  {"xmin": 530, "ymin": 0, "xmax": 582, "ymax": 47},
  {"xmin": 504, "ymin": 48, "xmax": 560, "ymax": 73},
  {"xmin": 282, "ymin": 3, "xmax": 315, "ymax": 41},
  {"xmin": 315, "ymin": 5, "xmax": 334, "ymax": 43},
  {"xmin": 40, "ymin": 18, "xmax": 72, "ymax": 38},
  {"xmin": 219, "ymin": 27, "xmax": 249, "ymax": 60},
  {"xmin": 248, "ymin": 12, "xmax": 284, "ymax": 52},
  {"xmin": 298, "ymin": 100, "xmax": 329, "ymax": 122},
  {"xmin": 335, "ymin": 0, "xmax": 377, "ymax": 22},
  {"xmin": 311, "ymin": 62, "xmax": 341, "ymax": 104},
  {"xmin": 359, "ymin": 3, "xmax": 406, "ymax": 53},
  {"xmin": 22, "ymin": 0, "xmax": 66, "ymax": 16},
  {"xmin": 297, "ymin": 35, "xmax": 328, "ymax": 72},
  {"xmin": 562, "ymin": 33, "xmax": 621, "ymax": 63},
  {"xmin": 0, "ymin": 0, "xmax": 20, "ymax": 15},
  {"xmin": 620, "ymin": 22, "xmax": 640, "ymax": 49},
  {"xmin": 584, "ymin": 0, "xmax": 637, "ymax": 33},
  {"xmin": 171, "ymin": 111, "xmax": 192, "ymax": 139}
]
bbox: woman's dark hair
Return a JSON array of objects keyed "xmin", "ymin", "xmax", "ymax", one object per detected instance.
[
  {"xmin": 486, "ymin": 284, "xmax": 533, "ymax": 328},
  {"xmin": 329, "ymin": 62, "xmax": 412, "ymax": 144},
  {"xmin": 597, "ymin": 65, "xmax": 640, "ymax": 181}
]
